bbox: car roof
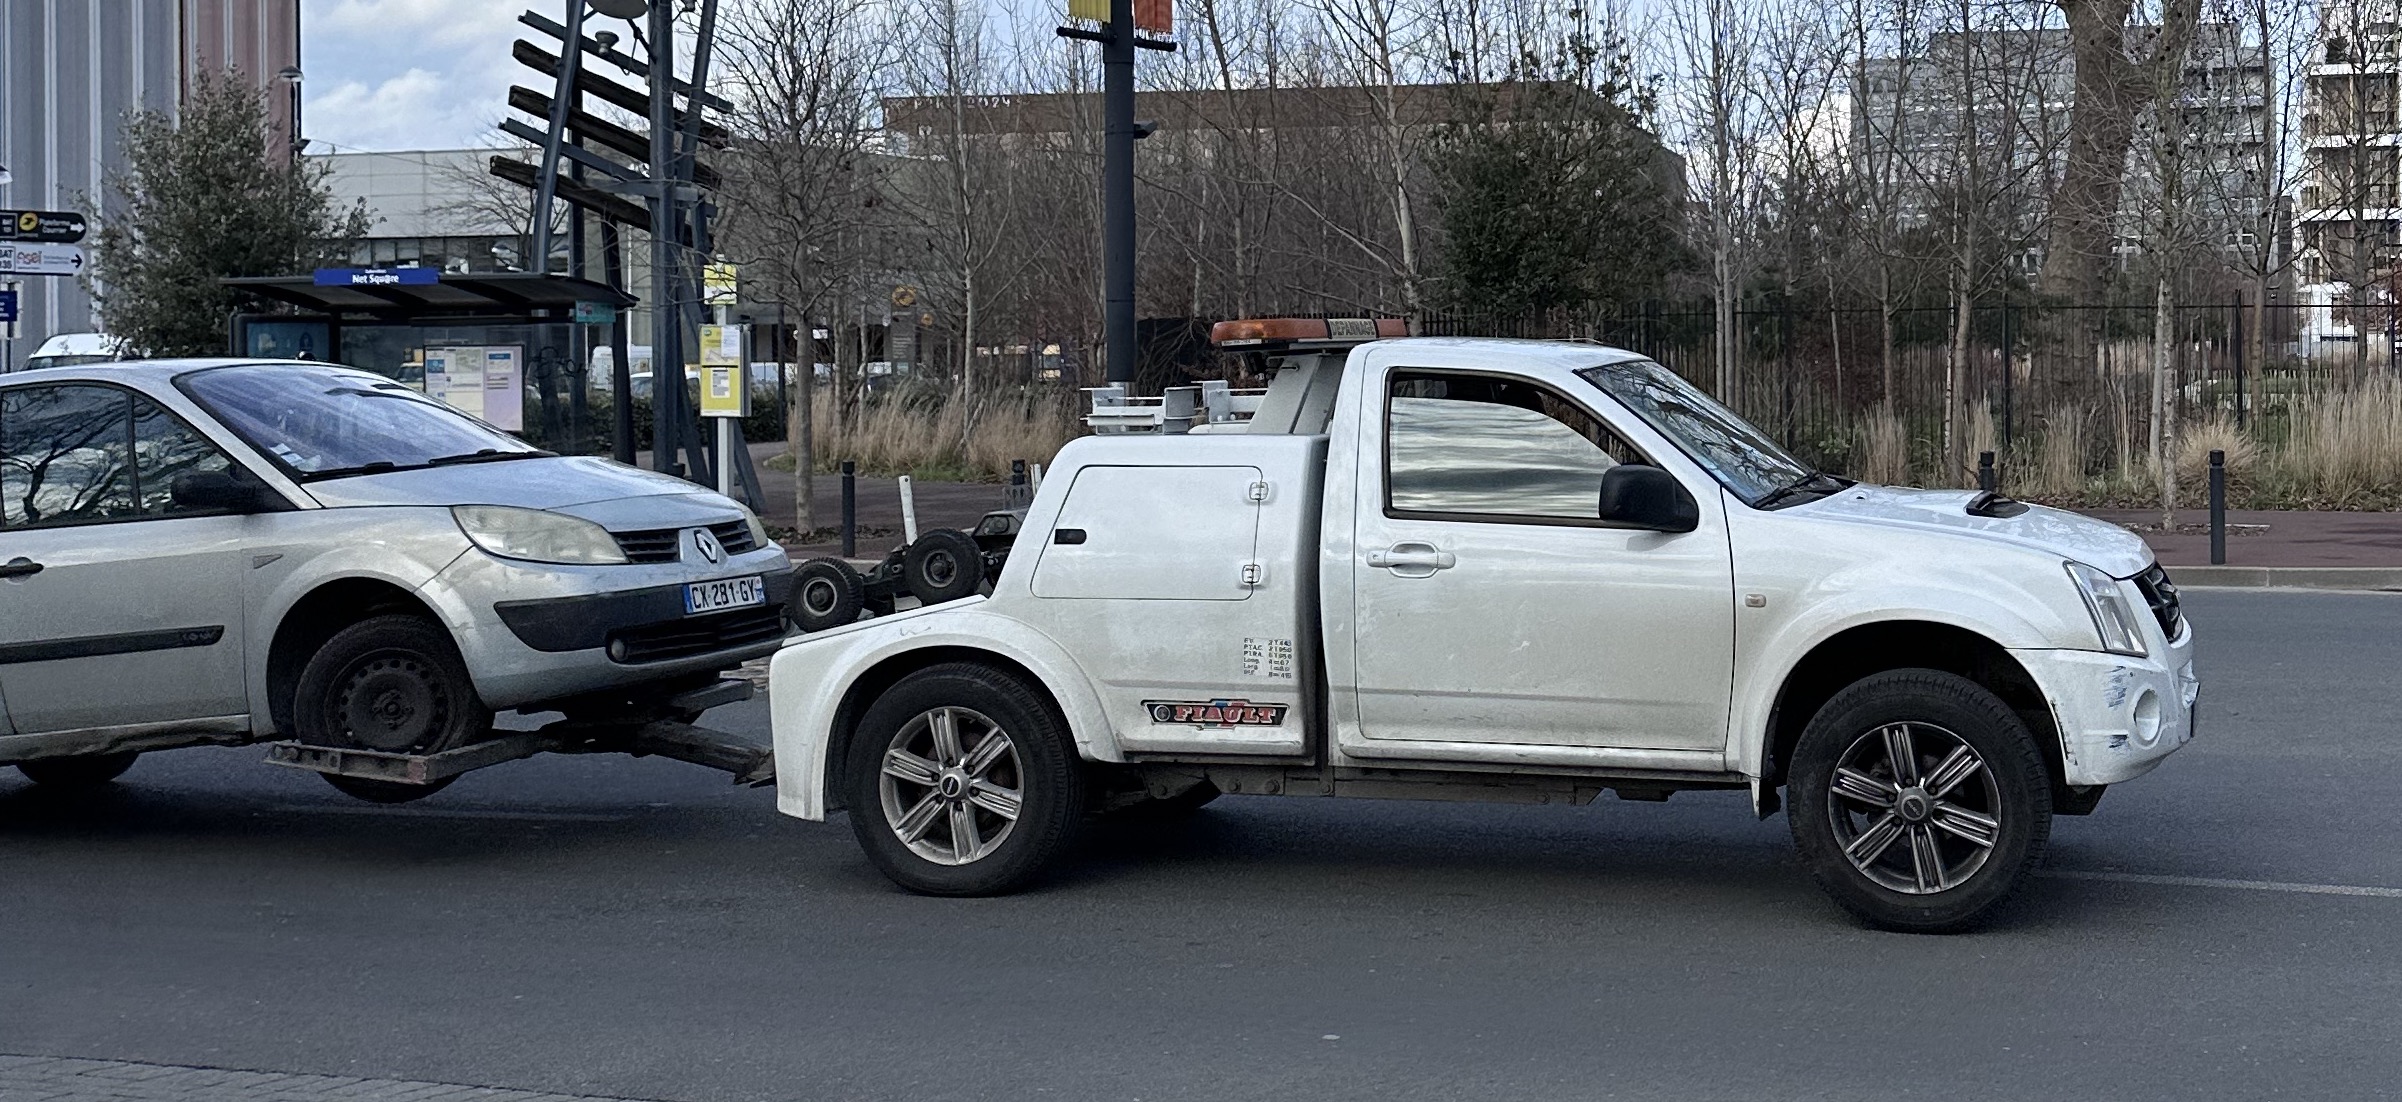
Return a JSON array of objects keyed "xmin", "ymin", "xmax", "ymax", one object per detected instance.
[
  {"xmin": 0, "ymin": 357, "xmax": 367, "ymax": 389},
  {"xmin": 1365, "ymin": 336, "xmax": 1653, "ymax": 368}
]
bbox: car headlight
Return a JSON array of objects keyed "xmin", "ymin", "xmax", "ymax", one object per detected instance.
[
  {"xmin": 2066, "ymin": 561, "xmax": 2148, "ymax": 657},
  {"xmin": 734, "ymin": 501, "xmax": 773, "ymax": 549},
  {"xmin": 453, "ymin": 504, "xmax": 628, "ymax": 565}
]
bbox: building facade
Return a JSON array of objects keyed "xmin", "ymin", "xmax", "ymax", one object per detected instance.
[
  {"xmin": 1855, "ymin": 24, "xmax": 2276, "ymax": 282},
  {"xmin": 0, "ymin": 0, "xmax": 298, "ymax": 366},
  {"xmin": 2296, "ymin": 2, "xmax": 2401, "ymax": 296}
]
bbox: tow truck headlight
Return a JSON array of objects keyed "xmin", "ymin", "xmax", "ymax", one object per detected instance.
[
  {"xmin": 453, "ymin": 505, "xmax": 629, "ymax": 565},
  {"xmin": 734, "ymin": 501, "xmax": 773, "ymax": 550},
  {"xmin": 2066, "ymin": 561, "xmax": 2148, "ymax": 657}
]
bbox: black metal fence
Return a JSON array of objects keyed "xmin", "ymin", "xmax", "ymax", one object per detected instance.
[{"xmin": 1420, "ymin": 301, "xmax": 2387, "ymax": 477}]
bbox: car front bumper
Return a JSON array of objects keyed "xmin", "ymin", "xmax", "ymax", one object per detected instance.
[
  {"xmin": 2012, "ymin": 629, "xmax": 2199, "ymax": 787},
  {"xmin": 424, "ymin": 547, "xmax": 796, "ymax": 710}
]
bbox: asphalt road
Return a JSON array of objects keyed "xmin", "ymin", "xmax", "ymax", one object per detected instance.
[{"xmin": 6, "ymin": 589, "xmax": 2401, "ymax": 1101}]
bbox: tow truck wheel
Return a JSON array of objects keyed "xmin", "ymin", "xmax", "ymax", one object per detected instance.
[
  {"xmin": 792, "ymin": 557, "xmax": 867, "ymax": 632},
  {"xmin": 903, "ymin": 529, "xmax": 985, "ymax": 606},
  {"xmin": 293, "ymin": 614, "xmax": 488, "ymax": 805},
  {"xmin": 16, "ymin": 751, "xmax": 140, "ymax": 789},
  {"xmin": 844, "ymin": 663, "xmax": 1085, "ymax": 895},
  {"xmin": 1788, "ymin": 669, "xmax": 2051, "ymax": 933}
]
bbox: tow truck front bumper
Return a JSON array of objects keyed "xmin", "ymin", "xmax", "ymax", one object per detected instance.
[{"xmin": 2011, "ymin": 637, "xmax": 2200, "ymax": 787}]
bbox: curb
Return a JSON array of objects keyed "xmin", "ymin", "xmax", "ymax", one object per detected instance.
[{"xmin": 2170, "ymin": 565, "xmax": 2402, "ymax": 591}]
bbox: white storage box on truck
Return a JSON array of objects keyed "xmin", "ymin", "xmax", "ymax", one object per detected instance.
[{"xmin": 766, "ymin": 319, "xmax": 2197, "ymax": 931}]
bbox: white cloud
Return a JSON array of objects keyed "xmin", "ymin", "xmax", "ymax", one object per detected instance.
[{"xmin": 301, "ymin": 0, "xmax": 526, "ymax": 151}]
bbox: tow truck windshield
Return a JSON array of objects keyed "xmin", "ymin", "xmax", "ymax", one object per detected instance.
[{"xmin": 1578, "ymin": 358, "xmax": 1827, "ymax": 507}]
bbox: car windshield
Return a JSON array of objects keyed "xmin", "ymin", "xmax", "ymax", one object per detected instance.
[
  {"xmin": 177, "ymin": 363, "xmax": 543, "ymax": 481},
  {"xmin": 1577, "ymin": 358, "xmax": 1814, "ymax": 506}
]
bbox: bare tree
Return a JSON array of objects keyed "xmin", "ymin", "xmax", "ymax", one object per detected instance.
[
  {"xmin": 1666, "ymin": 0, "xmax": 1769, "ymax": 403},
  {"xmin": 715, "ymin": 0, "xmax": 895, "ymax": 535}
]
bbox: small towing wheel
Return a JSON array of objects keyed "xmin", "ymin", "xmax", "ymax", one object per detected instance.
[
  {"xmin": 845, "ymin": 663, "xmax": 1085, "ymax": 895},
  {"xmin": 903, "ymin": 529, "xmax": 985, "ymax": 606},
  {"xmin": 792, "ymin": 556, "xmax": 867, "ymax": 632},
  {"xmin": 1787, "ymin": 669, "xmax": 2051, "ymax": 933},
  {"xmin": 16, "ymin": 751, "xmax": 140, "ymax": 789},
  {"xmin": 293, "ymin": 614, "xmax": 487, "ymax": 804}
]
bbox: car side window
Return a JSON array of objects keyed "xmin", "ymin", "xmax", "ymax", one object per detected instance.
[
  {"xmin": 1385, "ymin": 370, "xmax": 1648, "ymax": 521},
  {"xmin": 1, "ymin": 385, "xmax": 237, "ymax": 529}
]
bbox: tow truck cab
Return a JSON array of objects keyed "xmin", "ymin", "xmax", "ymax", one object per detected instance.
[{"xmin": 767, "ymin": 319, "xmax": 2197, "ymax": 932}]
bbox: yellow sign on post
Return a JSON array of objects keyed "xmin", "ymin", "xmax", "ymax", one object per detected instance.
[
  {"xmin": 703, "ymin": 262, "xmax": 739, "ymax": 306},
  {"xmin": 697, "ymin": 325, "xmax": 748, "ymax": 418}
]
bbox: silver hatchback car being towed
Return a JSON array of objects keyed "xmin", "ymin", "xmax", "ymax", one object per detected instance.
[{"xmin": 0, "ymin": 359, "xmax": 795, "ymax": 799}]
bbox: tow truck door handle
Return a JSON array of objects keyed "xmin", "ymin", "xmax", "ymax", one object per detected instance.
[
  {"xmin": 1366, "ymin": 543, "xmax": 1454, "ymax": 576},
  {"xmin": 0, "ymin": 557, "xmax": 44, "ymax": 580}
]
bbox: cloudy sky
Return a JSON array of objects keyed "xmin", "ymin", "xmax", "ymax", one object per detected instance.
[{"xmin": 302, "ymin": 0, "xmax": 531, "ymax": 152}]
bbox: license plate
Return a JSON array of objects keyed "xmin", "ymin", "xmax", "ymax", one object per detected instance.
[{"xmin": 684, "ymin": 575, "xmax": 766, "ymax": 615}]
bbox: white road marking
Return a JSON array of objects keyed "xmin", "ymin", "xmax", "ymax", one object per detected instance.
[
  {"xmin": 268, "ymin": 804, "xmax": 629, "ymax": 822},
  {"xmin": 2041, "ymin": 868, "xmax": 2402, "ymax": 899}
]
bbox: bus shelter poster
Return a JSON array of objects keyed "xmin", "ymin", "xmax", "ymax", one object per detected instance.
[{"xmin": 424, "ymin": 345, "xmax": 525, "ymax": 432}]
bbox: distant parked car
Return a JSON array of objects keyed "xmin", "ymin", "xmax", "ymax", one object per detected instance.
[
  {"xmin": 17, "ymin": 332, "xmax": 127, "ymax": 373},
  {"xmin": 0, "ymin": 359, "xmax": 794, "ymax": 801}
]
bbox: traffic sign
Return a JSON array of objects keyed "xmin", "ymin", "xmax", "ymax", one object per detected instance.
[
  {"xmin": 1, "ymin": 209, "xmax": 89, "ymax": 243},
  {"xmin": 0, "ymin": 243, "xmax": 85, "ymax": 276},
  {"xmin": 0, "ymin": 288, "xmax": 18, "ymax": 324},
  {"xmin": 313, "ymin": 266, "xmax": 440, "ymax": 287},
  {"xmin": 573, "ymin": 300, "xmax": 615, "ymax": 325}
]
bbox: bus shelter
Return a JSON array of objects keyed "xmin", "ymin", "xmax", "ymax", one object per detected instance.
[{"xmin": 222, "ymin": 269, "xmax": 634, "ymax": 455}]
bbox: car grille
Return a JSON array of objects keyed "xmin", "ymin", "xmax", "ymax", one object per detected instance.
[
  {"xmin": 2133, "ymin": 564, "xmax": 2183, "ymax": 640},
  {"xmin": 612, "ymin": 520, "xmax": 758, "ymax": 564},
  {"xmin": 605, "ymin": 606, "xmax": 788, "ymax": 664}
]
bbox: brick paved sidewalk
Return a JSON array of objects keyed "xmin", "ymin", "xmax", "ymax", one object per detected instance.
[{"xmin": 0, "ymin": 1055, "xmax": 672, "ymax": 1102}]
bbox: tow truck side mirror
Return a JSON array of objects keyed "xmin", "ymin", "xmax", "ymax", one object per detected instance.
[{"xmin": 1596, "ymin": 464, "xmax": 1699, "ymax": 533}]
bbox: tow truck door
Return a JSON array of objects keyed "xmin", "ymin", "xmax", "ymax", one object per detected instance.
[{"xmin": 1343, "ymin": 366, "xmax": 1734, "ymax": 753}]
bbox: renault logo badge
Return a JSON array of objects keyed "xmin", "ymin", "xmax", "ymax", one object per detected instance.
[{"xmin": 689, "ymin": 528, "xmax": 725, "ymax": 565}]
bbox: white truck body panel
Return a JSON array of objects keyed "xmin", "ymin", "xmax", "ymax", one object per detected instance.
[{"xmin": 767, "ymin": 336, "xmax": 2190, "ymax": 821}]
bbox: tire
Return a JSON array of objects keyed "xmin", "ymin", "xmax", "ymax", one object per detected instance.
[
  {"xmin": 1787, "ymin": 669, "xmax": 2052, "ymax": 933},
  {"xmin": 1103, "ymin": 781, "xmax": 1222, "ymax": 822},
  {"xmin": 792, "ymin": 556, "xmax": 867, "ymax": 632},
  {"xmin": 843, "ymin": 663, "xmax": 1086, "ymax": 895},
  {"xmin": 292, "ymin": 614, "xmax": 487, "ymax": 805},
  {"xmin": 16, "ymin": 751, "xmax": 139, "ymax": 789},
  {"xmin": 903, "ymin": 529, "xmax": 985, "ymax": 606}
]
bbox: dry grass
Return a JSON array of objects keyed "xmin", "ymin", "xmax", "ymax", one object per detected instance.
[
  {"xmin": 803, "ymin": 385, "xmax": 1084, "ymax": 482},
  {"xmin": 2270, "ymin": 375, "xmax": 2402, "ymax": 505},
  {"xmin": 1859, "ymin": 410, "xmax": 1910, "ymax": 485}
]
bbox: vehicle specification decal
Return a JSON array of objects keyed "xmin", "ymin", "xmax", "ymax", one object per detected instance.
[
  {"xmin": 1146, "ymin": 699, "xmax": 1290, "ymax": 727},
  {"xmin": 1242, "ymin": 637, "xmax": 1296, "ymax": 679}
]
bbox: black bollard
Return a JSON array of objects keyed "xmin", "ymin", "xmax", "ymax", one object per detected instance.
[
  {"xmin": 841, "ymin": 459, "xmax": 858, "ymax": 559},
  {"xmin": 2209, "ymin": 449, "xmax": 2226, "ymax": 565},
  {"xmin": 1977, "ymin": 451, "xmax": 1995, "ymax": 493},
  {"xmin": 1011, "ymin": 458, "xmax": 1028, "ymax": 509}
]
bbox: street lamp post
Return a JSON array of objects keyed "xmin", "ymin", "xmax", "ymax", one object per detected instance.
[{"xmin": 277, "ymin": 66, "xmax": 305, "ymax": 158}]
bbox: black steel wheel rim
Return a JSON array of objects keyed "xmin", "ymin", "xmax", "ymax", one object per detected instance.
[
  {"xmin": 333, "ymin": 651, "xmax": 450, "ymax": 753},
  {"xmin": 800, "ymin": 576, "xmax": 842, "ymax": 615}
]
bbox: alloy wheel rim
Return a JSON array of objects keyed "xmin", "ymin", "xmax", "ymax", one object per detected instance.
[
  {"xmin": 878, "ymin": 705, "xmax": 1022, "ymax": 865},
  {"xmin": 1825, "ymin": 721, "xmax": 2002, "ymax": 895}
]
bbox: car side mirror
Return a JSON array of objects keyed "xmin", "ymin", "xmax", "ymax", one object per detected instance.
[
  {"xmin": 1597, "ymin": 464, "xmax": 1700, "ymax": 533},
  {"xmin": 171, "ymin": 469, "xmax": 284, "ymax": 514}
]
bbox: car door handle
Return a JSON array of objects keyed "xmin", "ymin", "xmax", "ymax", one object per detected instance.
[
  {"xmin": 1366, "ymin": 543, "xmax": 1455, "ymax": 573},
  {"xmin": 0, "ymin": 557, "xmax": 43, "ymax": 579}
]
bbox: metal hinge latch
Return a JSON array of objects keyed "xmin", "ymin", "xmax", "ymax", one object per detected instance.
[
  {"xmin": 1240, "ymin": 562, "xmax": 1265, "ymax": 588},
  {"xmin": 1247, "ymin": 481, "xmax": 1271, "ymax": 503}
]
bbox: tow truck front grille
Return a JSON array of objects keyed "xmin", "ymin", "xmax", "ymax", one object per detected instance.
[
  {"xmin": 612, "ymin": 520, "xmax": 758, "ymax": 564},
  {"xmin": 605, "ymin": 606, "xmax": 788, "ymax": 664},
  {"xmin": 2133, "ymin": 564, "xmax": 2183, "ymax": 641}
]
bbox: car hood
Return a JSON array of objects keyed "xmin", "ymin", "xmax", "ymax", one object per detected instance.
[
  {"xmin": 1792, "ymin": 484, "xmax": 2156, "ymax": 577},
  {"xmin": 303, "ymin": 456, "xmax": 746, "ymax": 529}
]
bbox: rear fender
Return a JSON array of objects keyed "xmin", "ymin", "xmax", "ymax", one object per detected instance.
[{"xmin": 767, "ymin": 600, "xmax": 1116, "ymax": 821}]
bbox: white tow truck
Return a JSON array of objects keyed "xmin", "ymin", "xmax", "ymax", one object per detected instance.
[{"xmin": 767, "ymin": 319, "xmax": 2198, "ymax": 931}]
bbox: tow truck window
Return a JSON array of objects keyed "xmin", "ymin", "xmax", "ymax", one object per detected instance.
[{"xmin": 1384, "ymin": 370, "xmax": 1647, "ymax": 520}]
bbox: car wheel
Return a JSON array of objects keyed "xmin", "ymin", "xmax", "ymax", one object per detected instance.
[
  {"xmin": 1103, "ymin": 781, "xmax": 1222, "ymax": 821},
  {"xmin": 293, "ymin": 614, "xmax": 487, "ymax": 805},
  {"xmin": 1788, "ymin": 669, "xmax": 2051, "ymax": 933},
  {"xmin": 844, "ymin": 663, "xmax": 1085, "ymax": 895},
  {"xmin": 792, "ymin": 556, "xmax": 867, "ymax": 631},
  {"xmin": 903, "ymin": 529, "xmax": 984, "ymax": 606},
  {"xmin": 16, "ymin": 751, "xmax": 140, "ymax": 789}
]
